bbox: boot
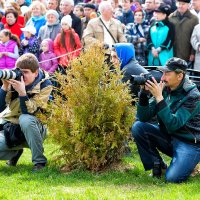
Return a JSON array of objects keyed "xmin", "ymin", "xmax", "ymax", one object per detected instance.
[{"xmin": 6, "ymin": 149, "xmax": 24, "ymax": 166}]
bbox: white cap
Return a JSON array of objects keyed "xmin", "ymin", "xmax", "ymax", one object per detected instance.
[
  {"xmin": 21, "ymin": 25, "xmax": 36, "ymax": 35},
  {"xmin": 61, "ymin": 15, "xmax": 72, "ymax": 28}
]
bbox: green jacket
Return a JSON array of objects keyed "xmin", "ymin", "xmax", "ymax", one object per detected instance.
[{"xmin": 137, "ymin": 76, "xmax": 200, "ymax": 143}]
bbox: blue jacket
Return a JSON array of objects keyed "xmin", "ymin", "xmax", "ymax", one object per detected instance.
[
  {"xmin": 117, "ymin": 9, "xmax": 134, "ymax": 25},
  {"xmin": 147, "ymin": 19, "xmax": 175, "ymax": 66}
]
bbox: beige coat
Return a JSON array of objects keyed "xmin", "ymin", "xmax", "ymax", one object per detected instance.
[{"xmin": 82, "ymin": 17, "xmax": 127, "ymax": 49}]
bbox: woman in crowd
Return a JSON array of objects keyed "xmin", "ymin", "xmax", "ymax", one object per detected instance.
[
  {"xmin": 54, "ymin": 15, "xmax": 81, "ymax": 68},
  {"xmin": 3, "ymin": 9, "xmax": 23, "ymax": 39},
  {"xmin": 25, "ymin": 0, "xmax": 46, "ymax": 36},
  {"xmin": 147, "ymin": 4, "xmax": 174, "ymax": 66},
  {"xmin": 191, "ymin": 24, "xmax": 200, "ymax": 71},
  {"xmin": 0, "ymin": 29, "xmax": 20, "ymax": 69},
  {"xmin": 38, "ymin": 9, "xmax": 61, "ymax": 42},
  {"xmin": 3, "ymin": 1, "xmax": 24, "ymax": 26},
  {"xmin": 125, "ymin": 8, "xmax": 149, "ymax": 66}
]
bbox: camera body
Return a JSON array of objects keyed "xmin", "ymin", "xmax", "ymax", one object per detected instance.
[
  {"xmin": 131, "ymin": 73, "xmax": 154, "ymax": 85},
  {"xmin": 0, "ymin": 68, "xmax": 23, "ymax": 81}
]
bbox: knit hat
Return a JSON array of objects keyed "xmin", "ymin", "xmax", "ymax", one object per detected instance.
[
  {"xmin": 45, "ymin": 9, "xmax": 59, "ymax": 20},
  {"xmin": 177, "ymin": 0, "xmax": 190, "ymax": 3},
  {"xmin": 154, "ymin": 4, "xmax": 171, "ymax": 16},
  {"xmin": 21, "ymin": 25, "xmax": 36, "ymax": 35},
  {"xmin": 61, "ymin": 15, "xmax": 72, "ymax": 28},
  {"xmin": 158, "ymin": 57, "xmax": 188, "ymax": 72}
]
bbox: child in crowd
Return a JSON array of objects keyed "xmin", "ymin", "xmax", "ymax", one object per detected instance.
[
  {"xmin": 0, "ymin": 29, "xmax": 20, "ymax": 69},
  {"xmin": 54, "ymin": 15, "xmax": 81, "ymax": 68},
  {"xmin": 19, "ymin": 25, "xmax": 40, "ymax": 58},
  {"xmin": 38, "ymin": 9, "xmax": 61, "ymax": 42},
  {"xmin": 39, "ymin": 38, "xmax": 58, "ymax": 73}
]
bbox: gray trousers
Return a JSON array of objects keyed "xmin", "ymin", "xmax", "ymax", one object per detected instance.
[{"xmin": 0, "ymin": 114, "xmax": 47, "ymax": 165}]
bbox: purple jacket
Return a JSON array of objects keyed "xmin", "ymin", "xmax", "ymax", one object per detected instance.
[
  {"xmin": 0, "ymin": 40, "xmax": 17, "ymax": 69},
  {"xmin": 39, "ymin": 39, "xmax": 58, "ymax": 73},
  {"xmin": 39, "ymin": 51, "xmax": 58, "ymax": 73}
]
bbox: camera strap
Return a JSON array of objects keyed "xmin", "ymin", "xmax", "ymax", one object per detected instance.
[{"xmin": 99, "ymin": 18, "xmax": 118, "ymax": 44}]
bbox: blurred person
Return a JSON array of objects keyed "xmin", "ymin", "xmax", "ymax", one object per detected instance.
[
  {"xmin": 19, "ymin": 25, "xmax": 40, "ymax": 58},
  {"xmin": 25, "ymin": 0, "xmax": 47, "ymax": 37},
  {"xmin": 147, "ymin": 4, "xmax": 175, "ymax": 66},
  {"xmin": 38, "ymin": 9, "xmax": 61, "ymax": 42},
  {"xmin": 73, "ymin": 4, "xmax": 84, "ymax": 18},
  {"xmin": 169, "ymin": 0, "xmax": 198, "ymax": 62},
  {"xmin": 81, "ymin": 3, "xmax": 96, "ymax": 32},
  {"xmin": 47, "ymin": 0, "xmax": 59, "ymax": 11},
  {"xmin": 16, "ymin": 0, "xmax": 29, "ymax": 15},
  {"xmin": 0, "ymin": 29, "xmax": 20, "ymax": 69},
  {"xmin": 191, "ymin": 24, "xmax": 200, "ymax": 70},
  {"xmin": 54, "ymin": 15, "xmax": 82, "ymax": 68},
  {"xmin": 117, "ymin": 0, "xmax": 134, "ymax": 27},
  {"xmin": 4, "ymin": 9, "xmax": 23, "ymax": 39},
  {"xmin": 125, "ymin": 8, "xmax": 149, "ymax": 66},
  {"xmin": 59, "ymin": 0, "xmax": 82, "ymax": 38},
  {"xmin": 144, "ymin": 0, "xmax": 155, "ymax": 25},
  {"xmin": 39, "ymin": 38, "xmax": 58, "ymax": 73},
  {"xmin": 82, "ymin": 1, "xmax": 126, "ymax": 49},
  {"xmin": 191, "ymin": 0, "xmax": 200, "ymax": 21}
]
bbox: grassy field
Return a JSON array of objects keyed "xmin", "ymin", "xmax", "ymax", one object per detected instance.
[{"xmin": 0, "ymin": 140, "xmax": 200, "ymax": 200}]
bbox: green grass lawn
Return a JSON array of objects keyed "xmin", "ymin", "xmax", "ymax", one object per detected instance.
[{"xmin": 0, "ymin": 140, "xmax": 200, "ymax": 200}]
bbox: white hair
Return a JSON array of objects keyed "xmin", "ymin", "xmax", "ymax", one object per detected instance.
[
  {"xmin": 98, "ymin": 1, "xmax": 113, "ymax": 14},
  {"xmin": 60, "ymin": 0, "xmax": 74, "ymax": 7}
]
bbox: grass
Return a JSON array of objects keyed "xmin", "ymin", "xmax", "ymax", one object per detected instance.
[{"xmin": 0, "ymin": 140, "xmax": 200, "ymax": 200}]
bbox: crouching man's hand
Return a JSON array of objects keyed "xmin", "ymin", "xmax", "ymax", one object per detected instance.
[{"xmin": 8, "ymin": 76, "xmax": 26, "ymax": 96}]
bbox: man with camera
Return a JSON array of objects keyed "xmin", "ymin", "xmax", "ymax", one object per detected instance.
[
  {"xmin": 0, "ymin": 53, "xmax": 52, "ymax": 171},
  {"xmin": 132, "ymin": 57, "xmax": 200, "ymax": 183}
]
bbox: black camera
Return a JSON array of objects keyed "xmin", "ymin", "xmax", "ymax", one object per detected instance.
[
  {"xmin": 131, "ymin": 73, "xmax": 156, "ymax": 85},
  {"xmin": 0, "ymin": 68, "xmax": 23, "ymax": 81}
]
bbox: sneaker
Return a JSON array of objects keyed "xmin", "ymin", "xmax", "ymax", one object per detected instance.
[
  {"xmin": 6, "ymin": 149, "xmax": 24, "ymax": 166},
  {"xmin": 32, "ymin": 163, "xmax": 46, "ymax": 172}
]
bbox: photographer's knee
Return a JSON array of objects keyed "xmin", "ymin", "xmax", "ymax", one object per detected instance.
[{"xmin": 131, "ymin": 121, "xmax": 145, "ymax": 139}]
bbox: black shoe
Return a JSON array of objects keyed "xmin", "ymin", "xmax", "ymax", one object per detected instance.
[
  {"xmin": 32, "ymin": 163, "xmax": 46, "ymax": 172},
  {"xmin": 152, "ymin": 162, "xmax": 168, "ymax": 178},
  {"xmin": 6, "ymin": 149, "xmax": 24, "ymax": 166}
]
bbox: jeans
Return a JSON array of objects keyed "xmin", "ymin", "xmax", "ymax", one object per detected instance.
[
  {"xmin": 0, "ymin": 114, "xmax": 47, "ymax": 165},
  {"xmin": 132, "ymin": 121, "xmax": 200, "ymax": 183}
]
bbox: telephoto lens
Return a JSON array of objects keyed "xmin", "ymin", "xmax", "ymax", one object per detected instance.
[{"xmin": 0, "ymin": 69, "xmax": 22, "ymax": 80}]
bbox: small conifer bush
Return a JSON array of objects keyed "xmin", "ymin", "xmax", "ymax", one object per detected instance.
[{"xmin": 45, "ymin": 46, "xmax": 135, "ymax": 171}]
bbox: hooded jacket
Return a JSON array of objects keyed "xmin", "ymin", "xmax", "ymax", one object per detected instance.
[
  {"xmin": 39, "ymin": 39, "xmax": 58, "ymax": 73},
  {"xmin": 137, "ymin": 76, "xmax": 200, "ymax": 144},
  {"xmin": 0, "ymin": 70, "xmax": 52, "ymax": 124}
]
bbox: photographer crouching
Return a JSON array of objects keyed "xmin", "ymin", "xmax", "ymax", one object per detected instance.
[
  {"xmin": 132, "ymin": 57, "xmax": 200, "ymax": 183},
  {"xmin": 0, "ymin": 53, "xmax": 52, "ymax": 171}
]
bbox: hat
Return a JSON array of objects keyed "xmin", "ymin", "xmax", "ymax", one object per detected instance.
[
  {"xmin": 177, "ymin": 0, "xmax": 190, "ymax": 3},
  {"xmin": 45, "ymin": 9, "xmax": 59, "ymax": 20},
  {"xmin": 61, "ymin": 15, "xmax": 72, "ymax": 28},
  {"xmin": 21, "ymin": 25, "xmax": 36, "ymax": 35},
  {"xmin": 154, "ymin": 4, "xmax": 171, "ymax": 16},
  {"xmin": 159, "ymin": 57, "xmax": 188, "ymax": 72},
  {"xmin": 84, "ymin": 3, "xmax": 96, "ymax": 10}
]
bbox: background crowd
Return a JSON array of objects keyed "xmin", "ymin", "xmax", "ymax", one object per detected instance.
[{"xmin": 0, "ymin": 0, "xmax": 199, "ymax": 73}]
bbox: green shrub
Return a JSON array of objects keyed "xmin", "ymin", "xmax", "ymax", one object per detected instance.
[{"xmin": 45, "ymin": 46, "xmax": 135, "ymax": 171}]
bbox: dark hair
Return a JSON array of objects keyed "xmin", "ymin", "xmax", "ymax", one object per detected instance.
[
  {"xmin": 5, "ymin": 9, "xmax": 18, "ymax": 20},
  {"xmin": 16, "ymin": 53, "xmax": 39, "ymax": 72},
  {"xmin": 0, "ymin": 29, "xmax": 20, "ymax": 47},
  {"xmin": 60, "ymin": 29, "xmax": 77, "ymax": 51}
]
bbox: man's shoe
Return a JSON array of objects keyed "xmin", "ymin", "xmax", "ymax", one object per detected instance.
[
  {"xmin": 32, "ymin": 163, "xmax": 46, "ymax": 172},
  {"xmin": 152, "ymin": 162, "xmax": 168, "ymax": 178},
  {"xmin": 6, "ymin": 149, "xmax": 24, "ymax": 166}
]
